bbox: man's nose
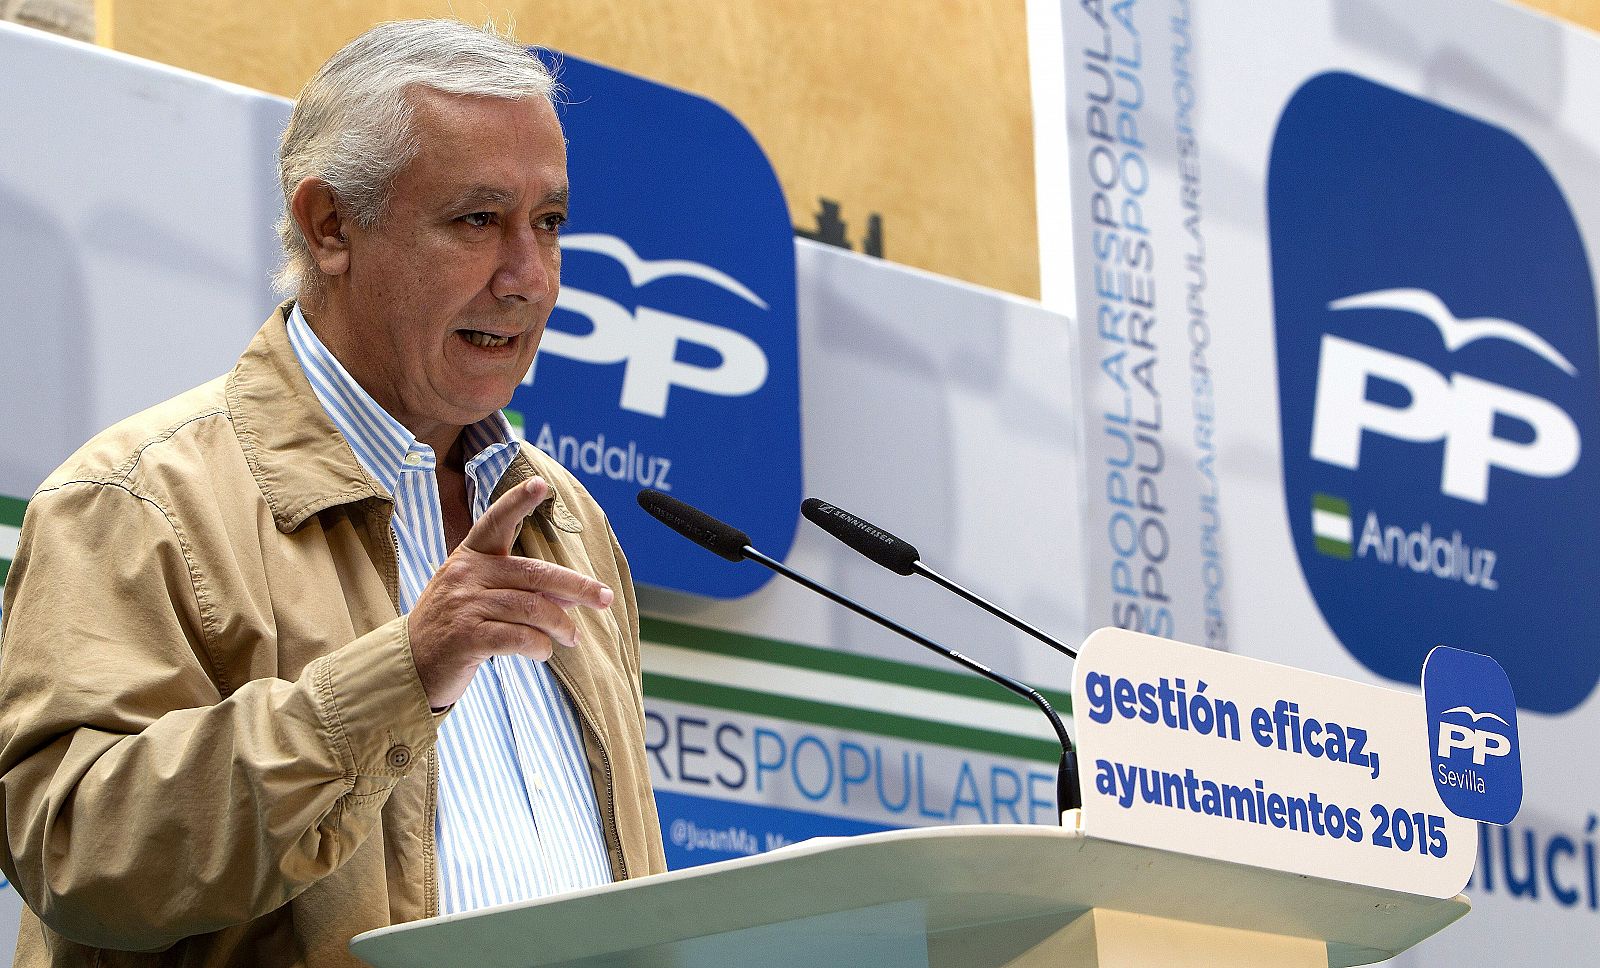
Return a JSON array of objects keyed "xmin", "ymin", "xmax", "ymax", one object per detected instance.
[{"xmin": 491, "ymin": 224, "xmax": 556, "ymax": 304}]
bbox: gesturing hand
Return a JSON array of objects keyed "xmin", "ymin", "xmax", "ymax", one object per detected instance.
[{"xmin": 407, "ymin": 477, "xmax": 615, "ymax": 710}]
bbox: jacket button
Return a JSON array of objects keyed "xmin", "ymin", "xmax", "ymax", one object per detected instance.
[{"xmin": 386, "ymin": 745, "xmax": 413, "ymax": 769}]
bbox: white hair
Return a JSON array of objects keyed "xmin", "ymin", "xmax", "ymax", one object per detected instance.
[{"xmin": 275, "ymin": 19, "xmax": 558, "ymax": 296}]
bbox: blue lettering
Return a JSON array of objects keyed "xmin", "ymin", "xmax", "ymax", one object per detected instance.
[
  {"xmin": 916, "ymin": 753, "xmax": 947, "ymax": 820},
  {"xmin": 1085, "ymin": 670, "xmax": 1113, "ymax": 723},
  {"xmin": 839, "ymin": 740, "xmax": 871, "ymax": 805},
  {"xmin": 645, "ymin": 710, "xmax": 670, "ymax": 779},
  {"xmin": 791, "ymin": 735, "xmax": 834, "ymax": 801},
  {"xmin": 950, "ymin": 761, "xmax": 987, "ymax": 823},
  {"xmin": 714, "ymin": 722, "xmax": 746, "ymax": 789},
  {"xmin": 1137, "ymin": 681, "xmax": 1159, "ymax": 723},
  {"xmin": 1029, "ymin": 771, "xmax": 1057, "ymax": 825},
  {"xmin": 678, "ymin": 715, "xmax": 711, "ymax": 786},
  {"xmin": 875, "ymin": 747, "xmax": 911, "ymax": 813},
  {"xmin": 753, "ymin": 728, "xmax": 786, "ymax": 793},
  {"xmin": 991, "ymin": 765, "xmax": 1023, "ymax": 823}
]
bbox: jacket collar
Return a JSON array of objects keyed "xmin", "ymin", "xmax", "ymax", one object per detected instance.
[{"xmin": 226, "ymin": 302, "xmax": 580, "ymax": 534}]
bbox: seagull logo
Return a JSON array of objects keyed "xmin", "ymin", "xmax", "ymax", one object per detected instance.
[
  {"xmin": 1328, "ymin": 288, "xmax": 1578, "ymax": 376},
  {"xmin": 1440, "ymin": 705, "xmax": 1511, "ymax": 728},
  {"xmin": 560, "ymin": 233, "xmax": 769, "ymax": 309}
]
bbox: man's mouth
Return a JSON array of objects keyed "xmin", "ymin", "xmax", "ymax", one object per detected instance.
[{"xmin": 460, "ymin": 330, "xmax": 513, "ymax": 348}]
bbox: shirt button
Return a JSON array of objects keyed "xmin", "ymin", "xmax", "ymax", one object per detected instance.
[
  {"xmin": 403, "ymin": 452, "xmax": 424, "ymax": 467},
  {"xmin": 386, "ymin": 745, "xmax": 413, "ymax": 769},
  {"xmin": 530, "ymin": 773, "xmax": 545, "ymax": 792}
]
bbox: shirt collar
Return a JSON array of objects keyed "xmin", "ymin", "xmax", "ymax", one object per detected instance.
[
  {"xmin": 285, "ymin": 303, "xmax": 520, "ymax": 502},
  {"xmin": 226, "ymin": 302, "xmax": 581, "ymax": 534}
]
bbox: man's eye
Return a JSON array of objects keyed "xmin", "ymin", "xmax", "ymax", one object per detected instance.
[
  {"xmin": 462, "ymin": 212, "xmax": 495, "ymax": 228},
  {"xmin": 538, "ymin": 213, "xmax": 567, "ymax": 233}
]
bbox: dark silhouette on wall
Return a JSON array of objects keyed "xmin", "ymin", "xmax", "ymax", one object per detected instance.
[{"xmin": 796, "ymin": 197, "xmax": 884, "ymax": 258}]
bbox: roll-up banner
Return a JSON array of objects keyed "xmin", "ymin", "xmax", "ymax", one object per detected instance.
[{"xmin": 1054, "ymin": 0, "xmax": 1599, "ymax": 962}]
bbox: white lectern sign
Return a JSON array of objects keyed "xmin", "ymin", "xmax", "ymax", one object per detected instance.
[{"xmin": 1072, "ymin": 629, "xmax": 1475, "ymax": 898}]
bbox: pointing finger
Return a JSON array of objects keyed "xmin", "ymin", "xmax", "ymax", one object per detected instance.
[
  {"xmin": 461, "ymin": 477, "xmax": 549, "ymax": 557},
  {"xmin": 475, "ymin": 555, "xmax": 614, "ymax": 610}
]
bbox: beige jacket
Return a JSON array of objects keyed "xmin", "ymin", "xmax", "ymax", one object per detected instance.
[{"xmin": 0, "ymin": 307, "xmax": 666, "ymax": 966}]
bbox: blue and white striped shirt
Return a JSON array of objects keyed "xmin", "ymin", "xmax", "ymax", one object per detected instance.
[{"xmin": 286, "ymin": 305, "xmax": 613, "ymax": 914}]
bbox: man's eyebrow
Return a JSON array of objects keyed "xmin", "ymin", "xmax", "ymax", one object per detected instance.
[
  {"xmin": 445, "ymin": 186, "xmax": 517, "ymax": 210},
  {"xmin": 443, "ymin": 185, "xmax": 569, "ymax": 211}
]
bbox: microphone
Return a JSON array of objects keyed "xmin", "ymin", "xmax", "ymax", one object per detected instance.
[
  {"xmin": 801, "ymin": 498, "xmax": 1077, "ymax": 659},
  {"xmin": 637, "ymin": 489, "xmax": 1082, "ymax": 818}
]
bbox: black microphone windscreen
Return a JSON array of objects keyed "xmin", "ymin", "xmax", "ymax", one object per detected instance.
[
  {"xmin": 801, "ymin": 498, "xmax": 920, "ymax": 575},
  {"xmin": 637, "ymin": 490, "xmax": 750, "ymax": 562}
]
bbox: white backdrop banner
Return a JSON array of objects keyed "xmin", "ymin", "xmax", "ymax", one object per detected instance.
[{"xmin": 1056, "ymin": 0, "xmax": 1600, "ymax": 963}]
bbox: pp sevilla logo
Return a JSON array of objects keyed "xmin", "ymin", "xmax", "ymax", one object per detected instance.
[
  {"xmin": 1422, "ymin": 646, "xmax": 1522, "ymax": 826},
  {"xmin": 1269, "ymin": 72, "xmax": 1600, "ymax": 714},
  {"xmin": 508, "ymin": 53, "xmax": 802, "ymax": 599}
]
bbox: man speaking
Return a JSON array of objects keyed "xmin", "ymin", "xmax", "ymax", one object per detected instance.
[{"xmin": 0, "ymin": 19, "xmax": 664, "ymax": 966}]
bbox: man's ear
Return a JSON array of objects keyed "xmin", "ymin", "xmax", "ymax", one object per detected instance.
[{"xmin": 289, "ymin": 178, "xmax": 351, "ymax": 278}]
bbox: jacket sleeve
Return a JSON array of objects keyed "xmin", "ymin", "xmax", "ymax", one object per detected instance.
[{"xmin": 0, "ymin": 480, "xmax": 438, "ymax": 952}]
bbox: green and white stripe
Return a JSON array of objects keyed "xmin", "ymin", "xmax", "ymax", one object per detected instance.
[
  {"xmin": 640, "ymin": 617, "xmax": 1069, "ymax": 763},
  {"xmin": 0, "ymin": 495, "xmax": 24, "ymax": 584},
  {"xmin": 1312, "ymin": 493, "xmax": 1353, "ymax": 560},
  {"xmin": 502, "ymin": 408, "xmax": 526, "ymax": 442}
]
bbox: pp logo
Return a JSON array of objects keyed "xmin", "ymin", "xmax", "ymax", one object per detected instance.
[
  {"xmin": 509, "ymin": 53, "xmax": 801, "ymax": 599},
  {"xmin": 1422, "ymin": 646, "xmax": 1522, "ymax": 825},
  {"xmin": 540, "ymin": 233, "xmax": 770, "ymax": 419},
  {"xmin": 1269, "ymin": 71, "xmax": 1600, "ymax": 714},
  {"xmin": 1435, "ymin": 714, "xmax": 1511, "ymax": 767},
  {"xmin": 1311, "ymin": 288, "xmax": 1580, "ymax": 506}
]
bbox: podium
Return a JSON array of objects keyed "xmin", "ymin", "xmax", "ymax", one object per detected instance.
[{"xmin": 350, "ymin": 824, "xmax": 1469, "ymax": 967}]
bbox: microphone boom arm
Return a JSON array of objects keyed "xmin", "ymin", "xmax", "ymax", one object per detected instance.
[
  {"xmin": 744, "ymin": 546, "xmax": 1082, "ymax": 814},
  {"xmin": 911, "ymin": 562, "xmax": 1077, "ymax": 659},
  {"xmin": 636, "ymin": 489, "xmax": 1082, "ymax": 818}
]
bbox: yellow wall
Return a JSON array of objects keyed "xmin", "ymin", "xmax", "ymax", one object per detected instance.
[
  {"xmin": 94, "ymin": 0, "xmax": 1600, "ymax": 300},
  {"xmin": 99, "ymin": 0, "xmax": 1039, "ymax": 298},
  {"xmin": 1517, "ymin": 0, "xmax": 1600, "ymax": 32}
]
